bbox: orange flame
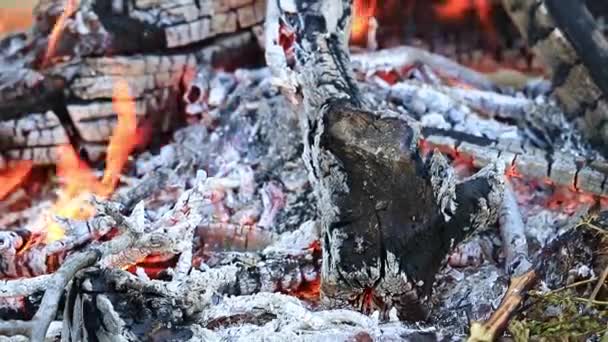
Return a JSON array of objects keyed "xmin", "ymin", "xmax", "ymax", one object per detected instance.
[
  {"xmin": 43, "ymin": 80, "xmax": 139, "ymax": 243},
  {"xmin": 102, "ymin": 81, "xmax": 139, "ymax": 192},
  {"xmin": 0, "ymin": 161, "xmax": 33, "ymax": 200},
  {"xmin": 42, "ymin": 0, "xmax": 78, "ymax": 68},
  {"xmin": 351, "ymin": 0, "xmax": 377, "ymax": 44},
  {"xmin": 0, "ymin": 6, "xmax": 34, "ymax": 35},
  {"xmin": 433, "ymin": 0, "xmax": 497, "ymax": 47}
]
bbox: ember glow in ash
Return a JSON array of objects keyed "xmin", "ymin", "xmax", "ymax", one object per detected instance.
[{"xmin": 2, "ymin": 0, "xmax": 608, "ymax": 340}]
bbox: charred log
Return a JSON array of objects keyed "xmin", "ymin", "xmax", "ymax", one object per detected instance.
[{"xmin": 265, "ymin": 0, "xmax": 505, "ymax": 320}]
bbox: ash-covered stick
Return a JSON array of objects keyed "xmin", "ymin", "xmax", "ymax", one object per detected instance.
[
  {"xmin": 0, "ymin": 274, "xmax": 52, "ymax": 298},
  {"xmin": 0, "ymin": 172, "xmax": 210, "ymax": 339},
  {"xmin": 351, "ymin": 46, "xmax": 498, "ymax": 91},
  {"xmin": 114, "ymin": 169, "xmax": 170, "ymax": 214},
  {"xmin": 498, "ymin": 180, "xmax": 533, "ymax": 276},
  {"xmin": 467, "ymin": 181, "xmax": 537, "ymax": 341},
  {"xmin": 70, "ymin": 220, "xmax": 321, "ymax": 331}
]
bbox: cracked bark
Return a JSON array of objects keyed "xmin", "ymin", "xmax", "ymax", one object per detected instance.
[{"xmin": 265, "ymin": 0, "xmax": 504, "ymax": 320}]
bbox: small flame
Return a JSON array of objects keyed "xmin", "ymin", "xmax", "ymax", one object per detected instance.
[
  {"xmin": 102, "ymin": 80, "xmax": 139, "ymax": 192},
  {"xmin": 0, "ymin": 161, "xmax": 33, "ymax": 200},
  {"xmin": 42, "ymin": 0, "xmax": 78, "ymax": 68},
  {"xmin": 351, "ymin": 0, "xmax": 377, "ymax": 44},
  {"xmin": 433, "ymin": 0, "xmax": 497, "ymax": 48},
  {"xmin": 43, "ymin": 80, "xmax": 140, "ymax": 243}
]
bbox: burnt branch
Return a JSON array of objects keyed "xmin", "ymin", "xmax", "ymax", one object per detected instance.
[{"xmin": 0, "ymin": 250, "xmax": 99, "ymax": 340}]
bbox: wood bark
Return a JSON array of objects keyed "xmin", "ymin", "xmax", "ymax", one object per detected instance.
[
  {"xmin": 0, "ymin": 0, "xmax": 266, "ymax": 166},
  {"xmin": 501, "ymin": 0, "xmax": 608, "ymax": 155},
  {"xmin": 265, "ymin": 0, "xmax": 505, "ymax": 320}
]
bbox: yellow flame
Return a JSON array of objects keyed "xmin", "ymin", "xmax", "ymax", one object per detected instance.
[
  {"xmin": 43, "ymin": 80, "xmax": 139, "ymax": 243},
  {"xmin": 42, "ymin": 0, "xmax": 78, "ymax": 67}
]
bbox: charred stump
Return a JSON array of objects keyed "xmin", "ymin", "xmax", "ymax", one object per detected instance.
[{"xmin": 265, "ymin": 0, "xmax": 505, "ymax": 320}]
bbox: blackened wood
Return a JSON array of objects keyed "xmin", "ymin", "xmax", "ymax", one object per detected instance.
[
  {"xmin": 266, "ymin": 0, "xmax": 504, "ymax": 320},
  {"xmin": 320, "ymin": 103, "xmax": 503, "ymax": 320}
]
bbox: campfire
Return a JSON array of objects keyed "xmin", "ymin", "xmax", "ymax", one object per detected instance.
[{"xmin": 1, "ymin": 0, "xmax": 608, "ymax": 340}]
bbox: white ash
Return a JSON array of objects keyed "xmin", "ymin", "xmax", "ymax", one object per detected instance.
[
  {"xmin": 198, "ymin": 292, "xmax": 444, "ymax": 341},
  {"xmin": 130, "ymin": 67, "xmax": 315, "ymax": 234},
  {"xmin": 434, "ymin": 265, "xmax": 508, "ymax": 334},
  {"xmin": 263, "ymin": 220, "xmax": 319, "ymax": 255}
]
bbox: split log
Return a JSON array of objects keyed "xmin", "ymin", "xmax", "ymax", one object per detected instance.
[
  {"xmin": 501, "ymin": 0, "xmax": 608, "ymax": 155},
  {"xmin": 0, "ymin": 0, "xmax": 266, "ymax": 166},
  {"xmin": 265, "ymin": 0, "xmax": 505, "ymax": 320}
]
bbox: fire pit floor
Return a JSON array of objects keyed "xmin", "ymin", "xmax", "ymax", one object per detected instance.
[{"xmin": 1, "ymin": 0, "xmax": 608, "ymax": 341}]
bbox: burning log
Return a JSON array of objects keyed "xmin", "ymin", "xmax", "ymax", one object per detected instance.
[
  {"xmin": 265, "ymin": 0, "xmax": 506, "ymax": 320},
  {"xmin": 501, "ymin": 0, "xmax": 608, "ymax": 155},
  {"xmin": 0, "ymin": 0, "xmax": 266, "ymax": 166}
]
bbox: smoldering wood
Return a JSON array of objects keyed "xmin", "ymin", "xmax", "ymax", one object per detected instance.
[
  {"xmin": 0, "ymin": 168, "xmax": 167, "ymax": 280},
  {"xmin": 0, "ymin": 66, "xmax": 316, "ymax": 339},
  {"xmin": 501, "ymin": 0, "xmax": 608, "ymax": 155},
  {"xmin": 0, "ymin": 170, "xmax": 212, "ymax": 339},
  {"xmin": 350, "ymin": 46, "xmax": 500, "ymax": 92},
  {"xmin": 0, "ymin": 0, "xmax": 266, "ymax": 166},
  {"xmin": 422, "ymin": 127, "xmax": 608, "ymax": 198},
  {"xmin": 59, "ymin": 219, "xmax": 320, "ymax": 340},
  {"xmin": 265, "ymin": 0, "xmax": 506, "ymax": 320}
]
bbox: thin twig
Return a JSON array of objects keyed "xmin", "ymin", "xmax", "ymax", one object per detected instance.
[
  {"xmin": 542, "ymin": 277, "xmax": 598, "ymax": 295},
  {"xmin": 588, "ymin": 263, "xmax": 608, "ymax": 307},
  {"xmin": 468, "ymin": 269, "xmax": 538, "ymax": 342},
  {"xmin": 498, "ymin": 180, "xmax": 532, "ymax": 276}
]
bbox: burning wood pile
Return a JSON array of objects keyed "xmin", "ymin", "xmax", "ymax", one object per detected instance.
[{"xmin": 1, "ymin": 0, "xmax": 608, "ymax": 340}]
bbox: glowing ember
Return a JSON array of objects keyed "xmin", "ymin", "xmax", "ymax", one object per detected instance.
[
  {"xmin": 41, "ymin": 80, "xmax": 140, "ymax": 243},
  {"xmin": 0, "ymin": 161, "xmax": 33, "ymax": 200},
  {"xmin": 351, "ymin": 0, "xmax": 377, "ymax": 45},
  {"xmin": 42, "ymin": 0, "xmax": 78, "ymax": 68},
  {"xmin": 433, "ymin": 0, "xmax": 497, "ymax": 47}
]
